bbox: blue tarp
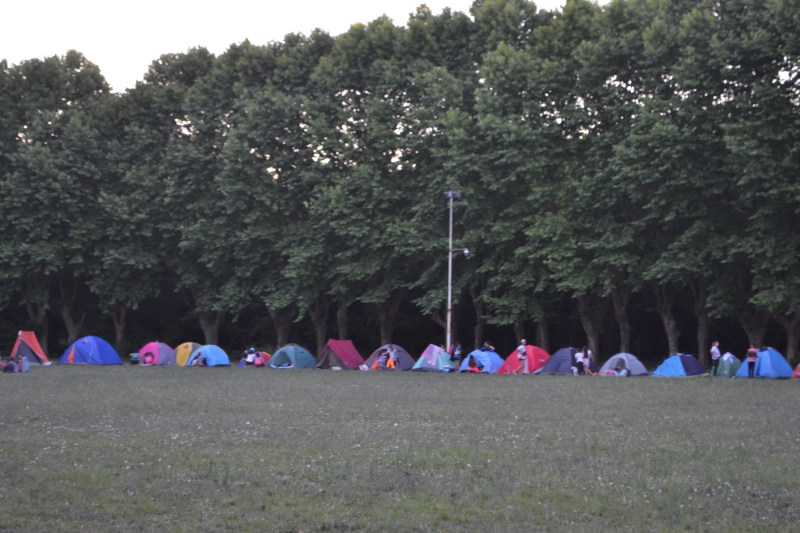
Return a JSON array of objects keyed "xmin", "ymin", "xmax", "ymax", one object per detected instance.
[
  {"xmin": 186, "ymin": 345, "xmax": 231, "ymax": 367},
  {"xmin": 459, "ymin": 349, "xmax": 504, "ymax": 373},
  {"xmin": 58, "ymin": 336, "xmax": 122, "ymax": 365},
  {"xmin": 734, "ymin": 347, "xmax": 793, "ymax": 378},
  {"xmin": 653, "ymin": 354, "xmax": 705, "ymax": 377}
]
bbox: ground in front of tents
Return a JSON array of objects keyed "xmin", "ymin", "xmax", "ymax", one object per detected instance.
[{"xmin": 1, "ymin": 368, "xmax": 797, "ymax": 532}]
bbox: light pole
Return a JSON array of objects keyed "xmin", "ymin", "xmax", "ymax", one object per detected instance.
[{"xmin": 444, "ymin": 190, "xmax": 468, "ymax": 351}]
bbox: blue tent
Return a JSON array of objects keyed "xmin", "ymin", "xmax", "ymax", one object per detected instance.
[
  {"xmin": 652, "ymin": 354, "xmax": 705, "ymax": 377},
  {"xmin": 734, "ymin": 347, "xmax": 793, "ymax": 378},
  {"xmin": 268, "ymin": 345, "xmax": 316, "ymax": 369},
  {"xmin": 58, "ymin": 336, "xmax": 122, "ymax": 365},
  {"xmin": 534, "ymin": 347, "xmax": 576, "ymax": 375},
  {"xmin": 459, "ymin": 349, "xmax": 504, "ymax": 373},
  {"xmin": 186, "ymin": 345, "xmax": 230, "ymax": 367}
]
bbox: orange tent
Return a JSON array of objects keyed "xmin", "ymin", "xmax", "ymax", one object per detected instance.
[
  {"xmin": 497, "ymin": 345, "xmax": 549, "ymax": 374},
  {"xmin": 10, "ymin": 331, "xmax": 49, "ymax": 365}
]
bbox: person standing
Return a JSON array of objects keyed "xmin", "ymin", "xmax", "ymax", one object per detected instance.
[
  {"xmin": 449, "ymin": 342, "xmax": 462, "ymax": 367},
  {"xmin": 480, "ymin": 341, "xmax": 495, "ymax": 352},
  {"xmin": 516, "ymin": 339, "xmax": 527, "ymax": 374},
  {"xmin": 575, "ymin": 347, "xmax": 587, "ymax": 375},
  {"xmin": 710, "ymin": 341, "xmax": 721, "ymax": 376},
  {"xmin": 746, "ymin": 345, "xmax": 758, "ymax": 378}
]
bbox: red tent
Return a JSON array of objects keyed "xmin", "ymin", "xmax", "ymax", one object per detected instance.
[
  {"xmin": 497, "ymin": 345, "xmax": 549, "ymax": 375},
  {"xmin": 316, "ymin": 339, "xmax": 365, "ymax": 370},
  {"xmin": 10, "ymin": 331, "xmax": 49, "ymax": 365},
  {"xmin": 791, "ymin": 362, "xmax": 800, "ymax": 380}
]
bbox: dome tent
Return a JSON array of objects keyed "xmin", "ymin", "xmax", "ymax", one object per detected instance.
[
  {"xmin": 316, "ymin": 339, "xmax": 365, "ymax": 370},
  {"xmin": 174, "ymin": 342, "xmax": 201, "ymax": 366},
  {"xmin": 411, "ymin": 345, "xmax": 454, "ymax": 372},
  {"xmin": 364, "ymin": 344, "xmax": 414, "ymax": 370},
  {"xmin": 459, "ymin": 349, "xmax": 505, "ymax": 373},
  {"xmin": 497, "ymin": 345, "xmax": 550, "ymax": 374},
  {"xmin": 652, "ymin": 354, "xmax": 705, "ymax": 377},
  {"xmin": 599, "ymin": 353, "xmax": 648, "ymax": 376},
  {"xmin": 734, "ymin": 347, "xmax": 792, "ymax": 378},
  {"xmin": 186, "ymin": 345, "xmax": 230, "ymax": 367},
  {"xmin": 138, "ymin": 342, "xmax": 175, "ymax": 366},
  {"xmin": 59, "ymin": 336, "xmax": 122, "ymax": 365},
  {"xmin": 534, "ymin": 347, "xmax": 576, "ymax": 375},
  {"xmin": 268, "ymin": 344, "xmax": 316, "ymax": 369},
  {"xmin": 711, "ymin": 352, "xmax": 741, "ymax": 378}
]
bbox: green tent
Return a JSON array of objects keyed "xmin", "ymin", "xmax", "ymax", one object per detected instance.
[
  {"xmin": 711, "ymin": 352, "xmax": 741, "ymax": 378},
  {"xmin": 268, "ymin": 344, "xmax": 316, "ymax": 369}
]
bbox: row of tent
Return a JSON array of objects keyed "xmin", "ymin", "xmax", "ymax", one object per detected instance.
[{"xmin": 8, "ymin": 331, "xmax": 800, "ymax": 379}]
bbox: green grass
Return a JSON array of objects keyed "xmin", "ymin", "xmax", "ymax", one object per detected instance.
[{"xmin": 1, "ymin": 367, "xmax": 798, "ymax": 532}]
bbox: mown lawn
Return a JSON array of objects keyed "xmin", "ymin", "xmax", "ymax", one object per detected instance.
[{"xmin": 0, "ymin": 367, "xmax": 798, "ymax": 532}]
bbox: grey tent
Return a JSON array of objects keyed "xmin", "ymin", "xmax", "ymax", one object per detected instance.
[
  {"xmin": 599, "ymin": 353, "xmax": 648, "ymax": 376},
  {"xmin": 364, "ymin": 344, "xmax": 414, "ymax": 370},
  {"xmin": 534, "ymin": 347, "xmax": 576, "ymax": 375}
]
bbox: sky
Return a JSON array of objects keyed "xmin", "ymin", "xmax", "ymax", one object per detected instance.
[{"xmin": 2, "ymin": 0, "xmax": 567, "ymax": 93}]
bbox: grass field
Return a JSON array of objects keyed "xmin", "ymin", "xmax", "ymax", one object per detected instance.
[{"xmin": 1, "ymin": 367, "xmax": 798, "ymax": 532}]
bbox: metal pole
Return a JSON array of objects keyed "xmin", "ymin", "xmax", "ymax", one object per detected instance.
[{"xmin": 446, "ymin": 194, "xmax": 454, "ymax": 351}]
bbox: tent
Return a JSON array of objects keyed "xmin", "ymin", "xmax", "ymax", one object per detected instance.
[
  {"xmin": 599, "ymin": 353, "xmax": 648, "ymax": 376},
  {"xmin": 411, "ymin": 344, "xmax": 455, "ymax": 372},
  {"xmin": 186, "ymin": 345, "xmax": 231, "ymax": 367},
  {"xmin": 497, "ymin": 345, "xmax": 550, "ymax": 374},
  {"xmin": 268, "ymin": 345, "xmax": 316, "ymax": 369},
  {"xmin": 734, "ymin": 347, "xmax": 793, "ymax": 379},
  {"xmin": 712, "ymin": 352, "xmax": 741, "ymax": 378},
  {"xmin": 459, "ymin": 349, "xmax": 505, "ymax": 373},
  {"xmin": 174, "ymin": 342, "xmax": 201, "ymax": 367},
  {"xmin": 138, "ymin": 342, "xmax": 176, "ymax": 366},
  {"xmin": 791, "ymin": 361, "xmax": 800, "ymax": 380},
  {"xmin": 316, "ymin": 339, "xmax": 365, "ymax": 370},
  {"xmin": 364, "ymin": 344, "xmax": 414, "ymax": 371},
  {"xmin": 10, "ymin": 331, "xmax": 50, "ymax": 365},
  {"xmin": 58, "ymin": 336, "xmax": 122, "ymax": 365},
  {"xmin": 534, "ymin": 347, "xmax": 576, "ymax": 375},
  {"xmin": 652, "ymin": 354, "xmax": 706, "ymax": 377}
]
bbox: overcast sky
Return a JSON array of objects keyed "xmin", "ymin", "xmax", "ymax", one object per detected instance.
[{"xmin": 2, "ymin": 0, "xmax": 567, "ymax": 93}]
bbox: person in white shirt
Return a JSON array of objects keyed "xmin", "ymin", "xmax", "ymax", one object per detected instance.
[
  {"xmin": 575, "ymin": 347, "xmax": 587, "ymax": 375},
  {"xmin": 710, "ymin": 341, "xmax": 721, "ymax": 376},
  {"xmin": 515, "ymin": 339, "xmax": 527, "ymax": 374}
]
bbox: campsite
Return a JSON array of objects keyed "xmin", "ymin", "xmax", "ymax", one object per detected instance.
[{"xmin": 1, "ymin": 366, "xmax": 798, "ymax": 532}]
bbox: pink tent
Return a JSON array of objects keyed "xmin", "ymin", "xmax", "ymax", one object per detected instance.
[
  {"xmin": 316, "ymin": 339, "xmax": 365, "ymax": 370},
  {"xmin": 138, "ymin": 342, "xmax": 176, "ymax": 366}
]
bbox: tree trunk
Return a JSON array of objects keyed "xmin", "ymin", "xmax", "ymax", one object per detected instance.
[
  {"xmin": 774, "ymin": 309, "xmax": 800, "ymax": 362},
  {"xmin": 110, "ymin": 303, "xmax": 128, "ymax": 345},
  {"xmin": 576, "ymin": 294, "xmax": 606, "ymax": 361},
  {"xmin": 308, "ymin": 294, "xmax": 331, "ymax": 356},
  {"xmin": 25, "ymin": 298, "xmax": 49, "ymax": 356},
  {"xmin": 654, "ymin": 285, "xmax": 680, "ymax": 356},
  {"xmin": 336, "ymin": 303, "xmax": 349, "ymax": 340},
  {"xmin": 58, "ymin": 277, "xmax": 83, "ymax": 344},
  {"xmin": 198, "ymin": 310, "xmax": 225, "ymax": 346},
  {"xmin": 267, "ymin": 306, "xmax": 294, "ymax": 349},
  {"xmin": 690, "ymin": 280, "xmax": 710, "ymax": 365},
  {"xmin": 737, "ymin": 308, "xmax": 770, "ymax": 348},
  {"xmin": 536, "ymin": 318, "xmax": 550, "ymax": 353},
  {"xmin": 610, "ymin": 284, "xmax": 631, "ymax": 354},
  {"xmin": 470, "ymin": 283, "xmax": 486, "ymax": 350},
  {"xmin": 376, "ymin": 289, "xmax": 405, "ymax": 345},
  {"xmin": 514, "ymin": 319, "xmax": 526, "ymax": 344}
]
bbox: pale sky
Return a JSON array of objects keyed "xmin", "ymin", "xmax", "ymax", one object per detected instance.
[{"xmin": 2, "ymin": 0, "xmax": 567, "ymax": 93}]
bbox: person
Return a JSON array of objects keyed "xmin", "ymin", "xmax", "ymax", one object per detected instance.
[
  {"xmin": 386, "ymin": 346, "xmax": 397, "ymax": 369},
  {"xmin": 143, "ymin": 354, "xmax": 154, "ymax": 365},
  {"xmin": 3, "ymin": 357, "xmax": 18, "ymax": 373},
  {"xmin": 480, "ymin": 341, "xmax": 495, "ymax": 352},
  {"xmin": 467, "ymin": 355, "xmax": 482, "ymax": 372},
  {"xmin": 575, "ymin": 347, "xmax": 586, "ymax": 375},
  {"xmin": 583, "ymin": 351, "xmax": 593, "ymax": 376},
  {"xmin": 130, "ymin": 352, "xmax": 140, "ymax": 365},
  {"xmin": 449, "ymin": 342, "xmax": 463, "ymax": 367},
  {"xmin": 377, "ymin": 350, "xmax": 388, "ymax": 370},
  {"xmin": 710, "ymin": 341, "xmax": 721, "ymax": 376},
  {"xmin": 515, "ymin": 339, "xmax": 527, "ymax": 374},
  {"xmin": 746, "ymin": 344, "xmax": 758, "ymax": 378},
  {"xmin": 245, "ymin": 347, "xmax": 257, "ymax": 366}
]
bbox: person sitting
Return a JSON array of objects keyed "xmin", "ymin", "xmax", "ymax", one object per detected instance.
[
  {"xmin": 130, "ymin": 352, "xmax": 140, "ymax": 365},
  {"xmin": 3, "ymin": 357, "xmax": 18, "ymax": 373},
  {"xmin": 377, "ymin": 351, "xmax": 388, "ymax": 370},
  {"xmin": 467, "ymin": 355, "xmax": 483, "ymax": 373},
  {"xmin": 143, "ymin": 354, "xmax": 154, "ymax": 365}
]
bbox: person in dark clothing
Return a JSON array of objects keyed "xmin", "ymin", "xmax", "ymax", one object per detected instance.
[{"xmin": 746, "ymin": 345, "xmax": 758, "ymax": 377}]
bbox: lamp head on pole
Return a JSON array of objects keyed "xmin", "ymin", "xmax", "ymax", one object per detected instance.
[{"xmin": 444, "ymin": 190, "xmax": 462, "ymax": 200}]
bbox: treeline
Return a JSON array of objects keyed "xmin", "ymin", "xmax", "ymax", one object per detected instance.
[{"xmin": 1, "ymin": 0, "xmax": 799, "ymax": 364}]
